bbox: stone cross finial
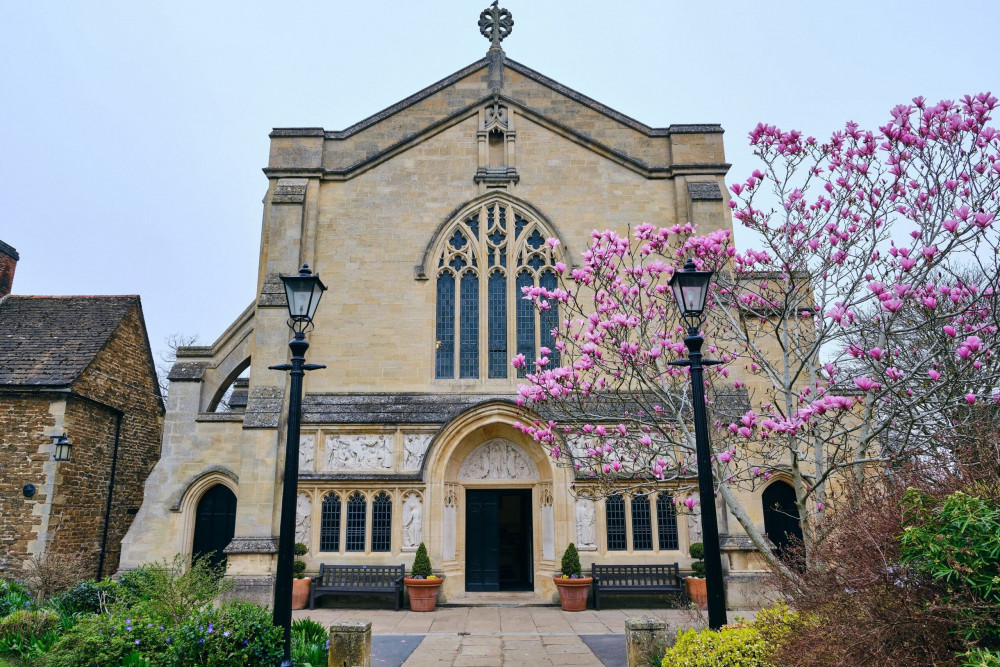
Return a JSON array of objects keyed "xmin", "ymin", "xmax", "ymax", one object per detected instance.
[{"xmin": 479, "ymin": 2, "xmax": 513, "ymax": 49}]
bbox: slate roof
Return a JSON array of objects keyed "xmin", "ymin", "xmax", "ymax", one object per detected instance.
[{"xmin": 0, "ymin": 295, "xmax": 138, "ymax": 387}]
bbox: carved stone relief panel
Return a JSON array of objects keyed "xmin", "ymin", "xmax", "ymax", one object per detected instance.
[
  {"xmin": 687, "ymin": 493, "xmax": 703, "ymax": 544},
  {"xmin": 575, "ymin": 496, "xmax": 597, "ymax": 551},
  {"xmin": 565, "ymin": 435, "xmax": 619, "ymax": 462},
  {"xmin": 443, "ymin": 483, "xmax": 459, "ymax": 560},
  {"xmin": 539, "ymin": 482, "xmax": 554, "ymax": 560},
  {"xmin": 323, "ymin": 434, "xmax": 393, "ymax": 471},
  {"xmin": 402, "ymin": 434, "xmax": 432, "ymax": 470},
  {"xmin": 299, "ymin": 435, "xmax": 315, "ymax": 473},
  {"xmin": 401, "ymin": 493, "xmax": 423, "ymax": 551},
  {"xmin": 458, "ymin": 438, "xmax": 538, "ymax": 480},
  {"xmin": 295, "ymin": 493, "xmax": 311, "ymax": 547}
]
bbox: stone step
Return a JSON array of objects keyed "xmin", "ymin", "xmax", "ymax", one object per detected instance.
[{"xmin": 441, "ymin": 592, "xmax": 558, "ymax": 607}]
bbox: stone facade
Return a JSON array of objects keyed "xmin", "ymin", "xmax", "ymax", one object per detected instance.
[
  {"xmin": 0, "ymin": 295, "xmax": 164, "ymax": 579},
  {"xmin": 121, "ymin": 18, "xmax": 778, "ymax": 607}
]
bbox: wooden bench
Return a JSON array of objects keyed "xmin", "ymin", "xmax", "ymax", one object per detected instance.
[
  {"xmin": 591, "ymin": 563, "xmax": 684, "ymax": 610},
  {"xmin": 309, "ymin": 564, "xmax": 406, "ymax": 611}
]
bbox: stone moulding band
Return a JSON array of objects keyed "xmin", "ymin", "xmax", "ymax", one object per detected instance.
[{"xmin": 223, "ymin": 537, "xmax": 279, "ymax": 554}]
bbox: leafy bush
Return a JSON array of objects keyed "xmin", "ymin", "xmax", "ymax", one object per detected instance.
[
  {"xmin": 293, "ymin": 543, "xmax": 309, "ymax": 580},
  {"xmin": 661, "ymin": 623, "xmax": 771, "ymax": 667},
  {"xmin": 689, "ymin": 542, "xmax": 706, "ymax": 578},
  {"xmin": 117, "ymin": 555, "xmax": 232, "ymax": 626},
  {"xmin": 962, "ymin": 648, "xmax": 1000, "ymax": 667},
  {"xmin": 294, "ymin": 543, "xmax": 308, "ymax": 557},
  {"xmin": 56, "ymin": 579, "xmax": 119, "ymax": 615},
  {"xmin": 292, "ymin": 617, "xmax": 329, "ymax": 667},
  {"xmin": 21, "ymin": 553, "xmax": 85, "ymax": 603},
  {"xmin": 901, "ymin": 487, "xmax": 1000, "ymax": 642},
  {"xmin": 0, "ymin": 608, "xmax": 58, "ymax": 642},
  {"xmin": 165, "ymin": 601, "xmax": 282, "ymax": 666},
  {"xmin": 411, "ymin": 542, "xmax": 433, "ymax": 578},
  {"xmin": 0, "ymin": 581, "xmax": 31, "ymax": 618},
  {"xmin": 559, "ymin": 543, "xmax": 582, "ymax": 577}
]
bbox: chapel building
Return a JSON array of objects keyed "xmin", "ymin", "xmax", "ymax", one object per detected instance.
[{"xmin": 120, "ymin": 7, "xmax": 782, "ymax": 605}]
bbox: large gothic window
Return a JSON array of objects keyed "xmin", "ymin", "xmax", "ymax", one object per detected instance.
[{"xmin": 435, "ymin": 200, "xmax": 561, "ymax": 379}]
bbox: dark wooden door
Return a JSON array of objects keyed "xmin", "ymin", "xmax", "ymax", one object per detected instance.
[
  {"xmin": 192, "ymin": 484, "xmax": 237, "ymax": 570},
  {"xmin": 466, "ymin": 489, "xmax": 533, "ymax": 591},
  {"xmin": 762, "ymin": 481, "xmax": 802, "ymax": 560},
  {"xmin": 466, "ymin": 490, "xmax": 500, "ymax": 591}
]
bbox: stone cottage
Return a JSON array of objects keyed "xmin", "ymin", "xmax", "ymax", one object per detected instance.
[
  {"xmin": 0, "ymin": 240, "xmax": 165, "ymax": 579},
  {"xmin": 120, "ymin": 6, "xmax": 786, "ymax": 605}
]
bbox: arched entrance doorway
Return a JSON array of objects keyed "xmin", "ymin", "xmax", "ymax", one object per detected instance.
[
  {"xmin": 192, "ymin": 484, "xmax": 237, "ymax": 569},
  {"xmin": 762, "ymin": 481, "xmax": 803, "ymax": 560}
]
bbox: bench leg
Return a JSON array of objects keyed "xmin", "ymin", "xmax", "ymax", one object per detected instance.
[
  {"xmin": 309, "ymin": 590, "xmax": 315, "ymax": 610},
  {"xmin": 594, "ymin": 586, "xmax": 600, "ymax": 611}
]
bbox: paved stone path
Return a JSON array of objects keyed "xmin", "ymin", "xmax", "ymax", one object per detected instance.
[{"xmin": 292, "ymin": 605, "xmax": 744, "ymax": 665}]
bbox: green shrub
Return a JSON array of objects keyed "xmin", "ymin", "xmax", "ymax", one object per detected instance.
[
  {"xmin": 689, "ymin": 542, "xmax": 706, "ymax": 578},
  {"xmin": 560, "ymin": 543, "xmax": 582, "ymax": 577},
  {"xmin": 0, "ymin": 609, "xmax": 58, "ymax": 642},
  {"xmin": 294, "ymin": 542, "xmax": 308, "ymax": 557},
  {"xmin": 900, "ymin": 487, "xmax": 1000, "ymax": 641},
  {"xmin": 961, "ymin": 648, "xmax": 1000, "ymax": 667},
  {"xmin": 293, "ymin": 542, "xmax": 309, "ymax": 579},
  {"xmin": 292, "ymin": 617, "xmax": 329, "ymax": 667},
  {"xmin": 43, "ymin": 609, "xmax": 171, "ymax": 667},
  {"xmin": 661, "ymin": 624, "xmax": 771, "ymax": 667},
  {"xmin": 116, "ymin": 566, "xmax": 159, "ymax": 606},
  {"xmin": 165, "ymin": 601, "xmax": 282, "ymax": 666},
  {"xmin": 0, "ymin": 581, "xmax": 31, "ymax": 618},
  {"xmin": 56, "ymin": 579, "xmax": 119, "ymax": 615},
  {"xmin": 411, "ymin": 542, "xmax": 433, "ymax": 578},
  {"xmin": 117, "ymin": 555, "xmax": 233, "ymax": 625}
]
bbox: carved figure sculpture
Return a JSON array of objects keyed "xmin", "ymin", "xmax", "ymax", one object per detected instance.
[
  {"xmin": 324, "ymin": 434, "xmax": 393, "ymax": 470},
  {"xmin": 295, "ymin": 493, "xmax": 311, "ymax": 546},
  {"xmin": 403, "ymin": 434, "xmax": 432, "ymax": 469},
  {"xmin": 402, "ymin": 493, "xmax": 423, "ymax": 549},
  {"xmin": 576, "ymin": 497, "xmax": 596, "ymax": 548},
  {"xmin": 299, "ymin": 435, "xmax": 315, "ymax": 472},
  {"xmin": 458, "ymin": 438, "xmax": 538, "ymax": 479}
]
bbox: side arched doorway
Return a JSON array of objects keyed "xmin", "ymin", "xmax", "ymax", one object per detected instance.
[
  {"xmin": 192, "ymin": 484, "xmax": 237, "ymax": 569},
  {"xmin": 762, "ymin": 481, "xmax": 803, "ymax": 560}
]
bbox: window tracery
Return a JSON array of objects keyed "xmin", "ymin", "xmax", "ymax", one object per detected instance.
[{"xmin": 435, "ymin": 200, "xmax": 561, "ymax": 380}]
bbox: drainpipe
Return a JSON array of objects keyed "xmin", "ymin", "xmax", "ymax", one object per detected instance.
[{"xmin": 96, "ymin": 411, "xmax": 123, "ymax": 580}]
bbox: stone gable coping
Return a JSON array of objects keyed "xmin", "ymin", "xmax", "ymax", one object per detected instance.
[
  {"xmin": 0, "ymin": 240, "xmax": 18, "ymax": 261},
  {"xmin": 166, "ymin": 361, "xmax": 207, "ymax": 381}
]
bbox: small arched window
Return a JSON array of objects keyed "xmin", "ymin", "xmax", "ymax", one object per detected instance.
[
  {"xmin": 656, "ymin": 494, "xmax": 679, "ymax": 551},
  {"xmin": 346, "ymin": 492, "xmax": 366, "ymax": 552},
  {"xmin": 435, "ymin": 200, "xmax": 562, "ymax": 380},
  {"xmin": 320, "ymin": 493, "xmax": 341, "ymax": 552},
  {"xmin": 371, "ymin": 492, "xmax": 392, "ymax": 553},
  {"xmin": 631, "ymin": 495, "xmax": 653, "ymax": 551},
  {"xmin": 606, "ymin": 494, "xmax": 626, "ymax": 551}
]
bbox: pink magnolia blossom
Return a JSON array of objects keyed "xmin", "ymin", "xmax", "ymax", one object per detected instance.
[
  {"xmin": 965, "ymin": 393, "xmax": 977, "ymax": 404},
  {"xmin": 683, "ymin": 497, "xmax": 697, "ymax": 510},
  {"xmin": 854, "ymin": 376, "xmax": 881, "ymax": 391}
]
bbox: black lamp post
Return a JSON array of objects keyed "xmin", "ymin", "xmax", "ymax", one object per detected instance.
[
  {"xmin": 51, "ymin": 434, "xmax": 72, "ymax": 462},
  {"xmin": 668, "ymin": 257, "xmax": 728, "ymax": 630},
  {"xmin": 269, "ymin": 263, "xmax": 327, "ymax": 667}
]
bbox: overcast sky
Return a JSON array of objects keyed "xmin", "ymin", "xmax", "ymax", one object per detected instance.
[{"xmin": 2, "ymin": 0, "xmax": 997, "ymax": 365}]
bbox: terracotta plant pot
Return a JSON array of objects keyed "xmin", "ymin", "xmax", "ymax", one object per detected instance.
[
  {"xmin": 553, "ymin": 576, "xmax": 592, "ymax": 611},
  {"xmin": 685, "ymin": 576, "xmax": 707, "ymax": 610},
  {"xmin": 292, "ymin": 577, "xmax": 311, "ymax": 610},
  {"xmin": 405, "ymin": 577, "xmax": 444, "ymax": 612}
]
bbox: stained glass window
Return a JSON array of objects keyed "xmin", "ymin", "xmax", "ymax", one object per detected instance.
[
  {"xmin": 606, "ymin": 494, "xmax": 627, "ymax": 551},
  {"xmin": 320, "ymin": 493, "xmax": 341, "ymax": 552},
  {"xmin": 346, "ymin": 493, "xmax": 366, "ymax": 552},
  {"xmin": 435, "ymin": 274, "xmax": 455, "ymax": 379},
  {"xmin": 540, "ymin": 269, "xmax": 559, "ymax": 368},
  {"xmin": 657, "ymin": 494, "xmax": 679, "ymax": 551},
  {"xmin": 434, "ymin": 200, "xmax": 561, "ymax": 382},
  {"xmin": 371, "ymin": 493, "xmax": 392, "ymax": 552},
  {"xmin": 460, "ymin": 272, "xmax": 479, "ymax": 378},
  {"xmin": 632, "ymin": 495, "xmax": 653, "ymax": 551},
  {"xmin": 516, "ymin": 271, "xmax": 535, "ymax": 377},
  {"xmin": 488, "ymin": 271, "xmax": 507, "ymax": 378}
]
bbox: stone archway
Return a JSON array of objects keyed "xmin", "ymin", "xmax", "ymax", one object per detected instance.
[{"xmin": 422, "ymin": 401, "xmax": 573, "ymax": 599}]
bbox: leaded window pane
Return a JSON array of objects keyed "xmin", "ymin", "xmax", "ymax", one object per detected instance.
[
  {"xmin": 460, "ymin": 272, "xmax": 479, "ymax": 378},
  {"xmin": 346, "ymin": 493, "xmax": 366, "ymax": 552},
  {"xmin": 320, "ymin": 494, "xmax": 341, "ymax": 552},
  {"xmin": 632, "ymin": 495, "xmax": 653, "ymax": 551},
  {"xmin": 657, "ymin": 494, "xmax": 679, "ymax": 551},
  {"xmin": 372, "ymin": 493, "xmax": 392, "ymax": 553},
  {"xmin": 606, "ymin": 494, "xmax": 626, "ymax": 551},
  {"xmin": 436, "ymin": 274, "xmax": 455, "ymax": 378},
  {"xmin": 516, "ymin": 271, "xmax": 535, "ymax": 376},
  {"xmin": 540, "ymin": 270, "xmax": 559, "ymax": 368},
  {"xmin": 488, "ymin": 271, "xmax": 508, "ymax": 378}
]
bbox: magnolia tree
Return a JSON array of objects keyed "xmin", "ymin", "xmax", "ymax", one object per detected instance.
[{"xmin": 514, "ymin": 93, "xmax": 1000, "ymax": 576}]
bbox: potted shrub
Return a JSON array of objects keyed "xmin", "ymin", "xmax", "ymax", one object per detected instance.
[
  {"xmin": 685, "ymin": 541, "xmax": 708, "ymax": 610},
  {"xmin": 404, "ymin": 542, "xmax": 443, "ymax": 612},
  {"xmin": 553, "ymin": 543, "xmax": 592, "ymax": 611},
  {"xmin": 291, "ymin": 542, "xmax": 311, "ymax": 610}
]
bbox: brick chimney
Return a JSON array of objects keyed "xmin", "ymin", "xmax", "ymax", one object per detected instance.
[{"xmin": 0, "ymin": 241, "xmax": 18, "ymax": 297}]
